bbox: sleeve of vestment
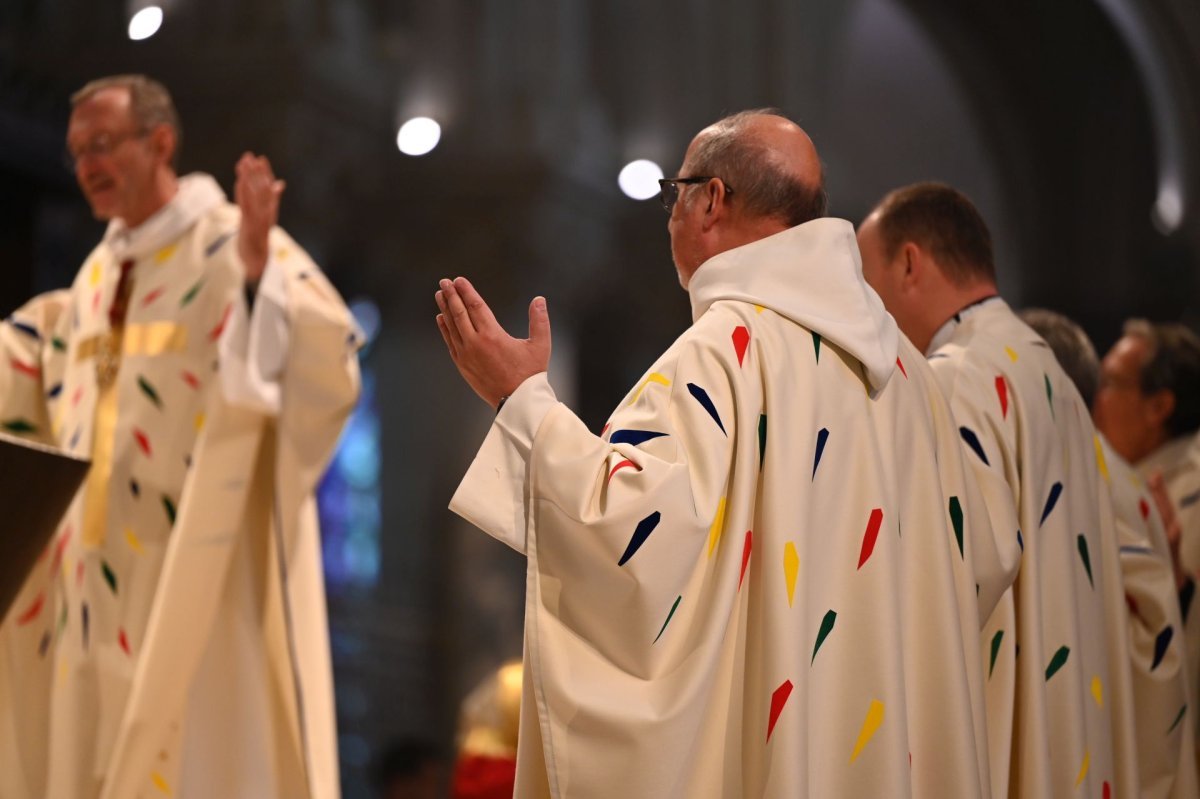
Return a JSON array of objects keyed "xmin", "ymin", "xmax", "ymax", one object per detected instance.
[
  {"xmin": 0, "ymin": 291, "xmax": 71, "ymax": 446},
  {"xmin": 217, "ymin": 248, "xmax": 292, "ymax": 416},
  {"xmin": 452, "ymin": 310, "xmax": 741, "ymax": 674}
]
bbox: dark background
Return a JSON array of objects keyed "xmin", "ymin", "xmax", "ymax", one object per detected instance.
[{"xmin": 3, "ymin": 0, "xmax": 1199, "ymax": 795}]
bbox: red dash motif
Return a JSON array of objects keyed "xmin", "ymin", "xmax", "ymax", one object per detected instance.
[
  {"xmin": 133, "ymin": 428, "xmax": 152, "ymax": 457},
  {"xmin": 92, "ymin": 290, "xmax": 101, "ymax": 313},
  {"xmin": 10, "ymin": 359, "xmax": 40, "ymax": 379},
  {"xmin": 50, "ymin": 528, "xmax": 71, "ymax": 573},
  {"xmin": 607, "ymin": 459, "xmax": 638, "ymax": 483},
  {"xmin": 600, "ymin": 422, "xmax": 611, "ymax": 437},
  {"xmin": 732, "ymin": 326, "xmax": 750, "ymax": 367},
  {"xmin": 181, "ymin": 370, "xmax": 201, "ymax": 390},
  {"xmin": 140, "ymin": 287, "xmax": 166, "ymax": 308},
  {"xmin": 767, "ymin": 679, "xmax": 793, "ymax": 741},
  {"xmin": 995, "ymin": 376, "xmax": 1008, "ymax": 419},
  {"xmin": 895, "ymin": 357, "xmax": 907, "ymax": 379},
  {"xmin": 739, "ymin": 531, "xmax": 753, "ymax": 591},
  {"xmin": 207, "ymin": 302, "xmax": 233, "ymax": 341},
  {"xmin": 1139, "ymin": 498, "xmax": 1150, "ymax": 521},
  {"xmin": 118, "ymin": 629, "xmax": 131, "ymax": 655},
  {"xmin": 76, "ymin": 561, "xmax": 85, "ymax": 587},
  {"xmin": 858, "ymin": 508, "xmax": 884, "ymax": 570},
  {"xmin": 1103, "ymin": 782, "xmax": 1111, "ymax": 799},
  {"xmin": 16, "ymin": 592, "xmax": 44, "ymax": 625},
  {"xmin": 71, "ymin": 387, "xmax": 84, "ymax": 408}
]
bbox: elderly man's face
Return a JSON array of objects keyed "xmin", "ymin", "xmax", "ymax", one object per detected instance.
[
  {"xmin": 1094, "ymin": 334, "xmax": 1162, "ymax": 463},
  {"xmin": 67, "ymin": 87, "xmax": 161, "ymax": 224},
  {"xmin": 667, "ymin": 135, "xmax": 711, "ymax": 289}
]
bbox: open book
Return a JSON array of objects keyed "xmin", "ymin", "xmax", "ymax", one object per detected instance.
[{"xmin": 0, "ymin": 432, "xmax": 89, "ymax": 619}]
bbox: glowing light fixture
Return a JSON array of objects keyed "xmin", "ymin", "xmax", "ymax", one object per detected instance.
[
  {"xmin": 396, "ymin": 117, "xmax": 441, "ymax": 156},
  {"xmin": 128, "ymin": 6, "xmax": 163, "ymax": 41},
  {"xmin": 618, "ymin": 159, "xmax": 664, "ymax": 201}
]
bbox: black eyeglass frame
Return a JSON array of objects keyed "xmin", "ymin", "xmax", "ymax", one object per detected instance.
[
  {"xmin": 63, "ymin": 127, "xmax": 151, "ymax": 171},
  {"xmin": 658, "ymin": 176, "xmax": 734, "ymax": 213}
]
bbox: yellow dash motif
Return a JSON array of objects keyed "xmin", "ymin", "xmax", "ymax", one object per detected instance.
[
  {"xmin": 850, "ymin": 699, "xmax": 885, "ymax": 763},
  {"xmin": 125, "ymin": 528, "xmax": 144, "ymax": 555},
  {"xmin": 89, "ymin": 260, "xmax": 102, "ymax": 287},
  {"xmin": 151, "ymin": 771, "xmax": 173, "ymax": 794},
  {"xmin": 1074, "ymin": 749, "xmax": 1090, "ymax": 787},
  {"xmin": 194, "ymin": 412, "xmax": 206, "ymax": 433},
  {"xmin": 153, "ymin": 244, "xmax": 178, "ymax": 264},
  {"xmin": 276, "ymin": 247, "xmax": 290, "ymax": 260},
  {"xmin": 783, "ymin": 542, "xmax": 799, "ymax": 607},
  {"xmin": 753, "ymin": 304, "xmax": 765, "ymax": 314},
  {"xmin": 707, "ymin": 498, "xmax": 727, "ymax": 557},
  {"xmin": 1093, "ymin": 436, "xmax": 1110, "ymax": 483},
  {"xmin": 1004, "ymin": 346, "xmax": 1019, "ymax": 362},
  {"xmin": 629, "ymin": 373, "xmax": 670, "ymax": 405},
  {"xmin": 1091, "ymin": 676, "xmax": 1103, "ymax": 708}
]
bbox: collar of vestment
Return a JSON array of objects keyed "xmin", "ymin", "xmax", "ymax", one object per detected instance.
[
  {"xmin": 102, "ymin": 172, "xmax": 226, "ymax": 262},
  {"xmin": 687, "ymin": 217, "xmax": 900, "ymax": 393},
  {"xmin": 1137, "ymin": 434, "xmax": 1200, "ymax": 482},
  {"xmin": 925, "ymin": 294, "xmax": 1005, "ymax": 357}
]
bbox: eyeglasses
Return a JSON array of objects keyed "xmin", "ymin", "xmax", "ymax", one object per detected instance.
[
  {"xmin": 658, "ymin": 176, "xmax": 734, "ymax": 213},
  {"xmin": 64, "ymin": 128, "xmax": 148, "ymax": 170}
]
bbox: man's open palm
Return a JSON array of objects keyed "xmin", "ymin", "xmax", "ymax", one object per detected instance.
[{"xmin": 436, "ymin": 276, "xmax": 551, "ymax": 409}]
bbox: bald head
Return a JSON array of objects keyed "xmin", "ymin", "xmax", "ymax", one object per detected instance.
[{"xmin": 684, "ymin": 110, "xmax": 827, "ymax": 227}]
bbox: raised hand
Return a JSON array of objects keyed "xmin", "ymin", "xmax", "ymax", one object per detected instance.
[
  {"xmin": 1148, "ymin": 470, "xmax": 1188, "ymax": 590},
  {"xmin": 435, "ymin": 276, "xmax": 551, "ymax": 409},
  {"xmin": 234, "ymin": 152, "xmax": 285, "ymax": 283}
]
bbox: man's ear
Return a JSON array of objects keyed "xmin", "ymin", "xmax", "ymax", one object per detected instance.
[
  {"xmin": 1147, "ymin": 388, "xmax": 1176, "ymax": 430},
  {"xmin": 899, "ymin": 241, "xmax": 922, "ymax": 288},
  {"xmin": 150, "ymin": 124, "xmax": 176, "ymax": 167}
]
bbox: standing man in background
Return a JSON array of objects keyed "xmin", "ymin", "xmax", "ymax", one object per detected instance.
[
  {"xmin": 0, "ymin": 74, "xmax": 360, "ymax": 798},
  {"xmin": 1021, "ymin": 307, "xmax": 1196, "ymax": 799},
  {"xmin": 858, "ymin": 182, "xmax": 1139, "ymax": 797},
  {"xmin": 1095, "ymin": 320, "xmax": 1200, "ymax": 759},
  {"xmin": 438, "ymin": 110, "xmax": 1009, "ymax": 797}
]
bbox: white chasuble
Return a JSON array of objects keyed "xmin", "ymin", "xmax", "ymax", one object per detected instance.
[
  {"xmin": 1138, "ymin": 434, "xmax": 1200, "ymax": 761},
  {"xmin": 0, "ymin": 174, "xmax": 359, "ymax": 799},
  {"xmin": 928, "ymin": 299, "xmax": 1140, "ymax": 799},
  {"xmin": 1098, "ymin": 434, "xmax": 1198, "ymax": 798},
  {"xmin": 452, "ymin": 219, "xmax": 1008, "ymax": 798}
]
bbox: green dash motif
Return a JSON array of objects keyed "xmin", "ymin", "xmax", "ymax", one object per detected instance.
[
  {"xmin": 654, "ymin": 596, "xmax": 682, "ymax": 643},
  {"xmin": 1169, "ymin": 704, "xmax": 1188, "ymax": 734},
  {"xmin": 758, "ymin": 414, "xmax": 767, "ymax": 467},
  {"xmin": 162, "ymin": 495, "xmax": 177, "ymax": 525},
  {"xmin": 2, "ymin": 418, "xmax": 36, "ymax": 434},
  {"xmin": 180, "ymin": 279, "xmax": 204, "ymax": 308},
  {"xmin": 101, "ymin": 561, "xmax": 118, "ymax": 595},
  {"xmin": 949, "ymin": 496, "xmax": 964, "ymax": 558},
  {"xmin": 989, "ymin": 630, "xmax": 1004, "ymax": 678},
  {"xmin": 812, "ymin": 610, "xmax": 837, "ymax": 664},
  {"xmin": 137, "ymin": 375, "xmax": 163, "ymax": 410},
  {"xmin": 1077, "ymin": 534, "xmax": 1093, "ymax": 588},
  {"xmin": 1045, "ymin": 645, "xmax": 1070, "ymax": 681}
]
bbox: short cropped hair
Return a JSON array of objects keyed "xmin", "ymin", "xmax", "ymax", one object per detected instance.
[
  {"xmin": 1123, "ymin": 319, "xmax": 1200, "ymax": 438},
  {"xmin": 71, "ymin": 74, "xmax": 182, "ymax": 166},
  {"xmin": 1019, "ymin": 308, "xmax": 1100, "ymax": 407},
  {"xmin": 687, "ymin": 109, "xmax": 827, "ymax": 228},
  {"xmin": 872, "ymin": 182, "xmax": 995, "ymax": 286}
]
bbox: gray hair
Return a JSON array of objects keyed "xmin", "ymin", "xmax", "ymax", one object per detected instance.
[
  {"xmin": 687, "ymin": 109, "xmax": 827, "ymax": 228},
  {"xmin": 72, "ymin": 74, "xmax": 182, "ymax": 166},
  {"xmin": 1018, "ymin": 308, "xmax": 1100, "ymax": 407},
  {"xmin": 1122, "ymin": 319, "xmax": 1200, "ymax": 438}
]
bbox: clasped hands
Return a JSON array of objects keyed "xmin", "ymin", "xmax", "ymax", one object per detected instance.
[{"xmin": 435, "ymin": 277, "xmax": 552, "ymax": 409}]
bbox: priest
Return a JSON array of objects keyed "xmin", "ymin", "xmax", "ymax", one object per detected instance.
[
  {"xmin": 858, "ymin": 183, "xmax": 1140, "ymax": 797},
  {"xmin": 438, "ymin": 110, "xmax": 1010, "ymax": 797},
  {"xmin": 0, "ymin": 74, "xmax": 359, "ymax": 798}
]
